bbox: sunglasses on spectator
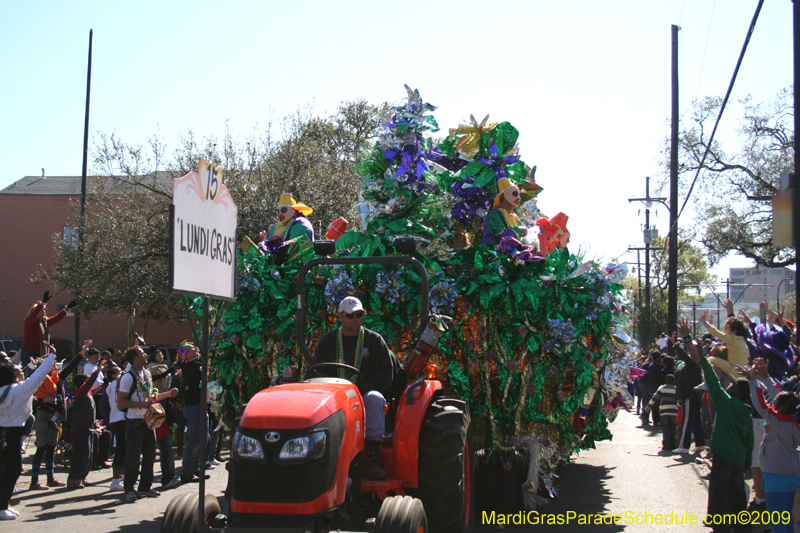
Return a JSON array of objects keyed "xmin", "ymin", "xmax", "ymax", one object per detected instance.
[{"xmin": 344, "ymin": 312, "xmax": 365, "ymax": 319}]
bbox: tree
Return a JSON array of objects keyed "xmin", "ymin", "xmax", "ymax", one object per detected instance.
[
  {"xmin": 40, "ymin": 174, "xmax": 180, "ymax": 345},
  {"xmin": 39, "ymin": 99, "xmax": 389, "ymax": 340},
  {"xmin": 625, "ymin": 232, "xmax": 715, "ymax": 348},
  {"xmin": 669, "ymin": 86, "xmax": 794, "ymax": 267},
  {"xmin": 171, "ymin": 100, "xmax": 389, "ymax": 239}
]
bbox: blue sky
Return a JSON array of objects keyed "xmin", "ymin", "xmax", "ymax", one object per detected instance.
[{"xmin": 0, "ymin": 1, "xmax": 793, "ymax": 281}]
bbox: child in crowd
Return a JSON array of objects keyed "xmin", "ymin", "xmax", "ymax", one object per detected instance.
[
  {"xmin": 700, "ymin": 299, "xmax": 750, "ymax": 368},
  {"xmin": 748, "ymin": 358, "xmax": 800, "ymax": 533},
  {"xmin": 646, "ymin": 374, "xmax": 678, "ymax": 451}
]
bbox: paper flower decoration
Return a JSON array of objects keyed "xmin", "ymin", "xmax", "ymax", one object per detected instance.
[
  {"xmin": 324, "ymin": 270, "xmax": 355, "ymax": 314},
  {"xmin": 543, "ymin": 318, "xmax": 577, "ymax": 354},
  {"xmin": 375, "ymin": 271, "xmax": 408, "ymax": 304},
  {"xmin": 429, "ymin": 279, "xmax": 458, "ymax": 314}
]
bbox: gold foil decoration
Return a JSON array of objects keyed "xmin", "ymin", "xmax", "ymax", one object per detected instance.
[{"xmin": 448, "ymin": 114, "xmax": 498, "ymax": 159}]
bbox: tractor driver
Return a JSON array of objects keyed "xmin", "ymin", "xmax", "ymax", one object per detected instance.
[{"xmin": 313, "ymin": 297, "xmax": 393, "ymax": 481}]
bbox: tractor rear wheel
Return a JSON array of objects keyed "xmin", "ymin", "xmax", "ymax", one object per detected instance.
[
  {"xmin": 413, "ymin": 397, "xmax": 474, "ymax": 533},
  {"xmin": 375, "ymin": 495, "xmax": 428, "ymax": 533}
]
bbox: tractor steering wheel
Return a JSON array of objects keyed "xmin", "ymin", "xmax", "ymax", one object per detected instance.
[{"xmin": 305, "ymin": 362, "xmax": 362, "ymax": 384}]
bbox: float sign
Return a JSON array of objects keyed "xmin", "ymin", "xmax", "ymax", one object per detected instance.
[{"xmin": 170, "ymin": 159, "xmax": 237, "ymax": 301}]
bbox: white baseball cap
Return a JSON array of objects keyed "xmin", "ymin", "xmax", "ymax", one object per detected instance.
[{"xmin": 338, "ymin": 297, "xmax": 365, "ymax": 314}]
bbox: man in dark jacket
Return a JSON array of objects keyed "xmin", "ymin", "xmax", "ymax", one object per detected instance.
[
  {"xmin": 314, "ymin": 297, "xmax": 394, "ymax": 480},
  {"xmin": 640, "ymin": 352, "xmax": 665, "ymax": 425},
  {"xmin": 175, "ymin": 342, "xmax": 209, "ymax": 484},
  {"xmin": 67, "ymin": 362, "xmax": 105, "ymax": 489},
  {"xmin": 673, "ymin": 323, "xmax": 706, "ymax": 453}
]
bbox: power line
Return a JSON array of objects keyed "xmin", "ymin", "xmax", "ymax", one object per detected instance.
[
  {"xmin": 676, "ymin": 0, "xmax": 764, "ymax": 222},
  {"xmin": 695, "ymin": 0, "xmax": 718, "ymax": 99}
]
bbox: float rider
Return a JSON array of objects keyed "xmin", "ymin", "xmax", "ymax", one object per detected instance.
[
  {"xmin": 482, "ymin": 178, "xmax": 526, "ymax": 245},
  {"xmin": 259, "ymin": 193, "xmax": 315, "ymax": 263}
]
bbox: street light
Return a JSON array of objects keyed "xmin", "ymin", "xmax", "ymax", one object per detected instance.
[{"xmin": 777, "ymin": 277, "xmax": 795, "ymax": 304}]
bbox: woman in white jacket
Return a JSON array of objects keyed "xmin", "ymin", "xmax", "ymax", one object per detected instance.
[{"xmin": 0, "ymin": 350, "xmax": 56, "ymax": 520}]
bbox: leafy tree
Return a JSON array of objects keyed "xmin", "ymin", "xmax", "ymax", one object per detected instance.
[
  {"xmin": 39, "ymin": 174, "xmax": 178, "ymax": 345},
  {"xmin": 779, "ymin": 291, "xmax": 797, "ymax": 323},
  {"xmin": 624, "ymin": 232, "xmax": 715, "ymax": 348},
  {"xmin": 39, "ymin": 99, "xmax": 388, "ymax": 341},
  {"xmin": 172, "ymin": 100, "xmax": 389, "ymax": 239},
  {"xmin": 668, "ymin": 86, "xmax": 794, "ymax": 267}
]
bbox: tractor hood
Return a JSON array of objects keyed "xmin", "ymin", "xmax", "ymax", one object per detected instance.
[{"xmin": 240, "ymin": 381, "xmax": 360, "ymax": 430}]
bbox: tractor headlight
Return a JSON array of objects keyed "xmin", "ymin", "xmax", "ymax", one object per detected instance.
[
  {"xmin": 233, "ymin": 433, "xmax": 264, "ymax": 460},
  {"xmin": 279, "ymin": 431, "xmax": 327, "ymax": 461}
]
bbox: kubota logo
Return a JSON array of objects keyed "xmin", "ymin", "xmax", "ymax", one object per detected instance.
[{"xmin": 265, "ymin": 432, "xmax": 281, "ymax": 443}]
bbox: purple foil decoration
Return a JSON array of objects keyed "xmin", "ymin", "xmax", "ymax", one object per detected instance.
[
  {"xmin": 451, "ymin": 177, "xmax": 493, "ymax": 226},
  {"xmin": 477, "ymin": 139, "xmax": 520, "ymax": 179}
]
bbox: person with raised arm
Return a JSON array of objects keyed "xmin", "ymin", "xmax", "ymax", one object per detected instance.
[
  {"xmin": 0, "ymin": 347, "xmax": 56, "ymax": 520},
  {"xmin": 684, "ymin": 321, "xmax": 753, "ymax": 532}
]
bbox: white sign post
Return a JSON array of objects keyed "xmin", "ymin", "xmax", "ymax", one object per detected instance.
[
  {"xmin": 170, "ymin": 159, "xmax": 238, "ymax": 301},
  {"xmin": 170, "ymin": 160, "xmax": 237, "ymax": 523}
]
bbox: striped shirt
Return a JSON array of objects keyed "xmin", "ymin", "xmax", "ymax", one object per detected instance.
[{"xmin": 649, "ymin": 384, "xmax": 678, "ymax": 416}]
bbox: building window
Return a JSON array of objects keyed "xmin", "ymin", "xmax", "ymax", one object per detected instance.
[{"xmin": 62, "ymin": 226, "xmax": 79, "ymax": 251}]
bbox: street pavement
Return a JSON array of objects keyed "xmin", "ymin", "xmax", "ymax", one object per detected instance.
[
  {"xmin": 3, "ymin": 444, "xmax": 230, "ymax": 532},
  {"xmin": 2, "ymin": 411, "xmax": 772, "ymax": 532},
  {"xmin": 475, "ymin": 410, "xmax": 714, "ymax": 533}
]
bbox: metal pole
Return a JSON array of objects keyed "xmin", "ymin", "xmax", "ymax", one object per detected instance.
[
  {"xmin": 198, "ymin": 296, "xmax": 209, "ymax": 528},
  {"xmin": 645, "ymin": 177, "xmax": 652, "ymax": 321},
  {"xmin": 74, "ymin": 29, "xmax": 92, "ymax": 358},
  {"xmin": 668, "ymin": 24, "xmax": 680, "ymax": 344},
  {"xmin": 637, "ymin": 249, "xmax": 643, "ymax": 310}
]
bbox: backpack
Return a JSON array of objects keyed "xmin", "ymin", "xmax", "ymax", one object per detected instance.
[{"xmin": 119, "ymin": 370, "xmax": 138, "ymax": 414}]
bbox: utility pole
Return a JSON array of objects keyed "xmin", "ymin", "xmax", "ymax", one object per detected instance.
[
  {"xmin": 794, "ymin": 0, "xmax": 799, "ymax": 326},
  {"xmin": 625, "ymin": 250, "xmax": 647, "ymax": 338},
  {"xmin": 74, "ymin": 29, "xmax": 93, "ymax": 358},
  {"xmin": 668, "ymin": 24, "xmax": 680, "ymax": 344},
  {"xmin": 628, "ymin": 246, "xmax": 651, "ymax": 306},
  {"xmin": 635, "ymin": 249, "xmax": 643, "ymax": 305},
  {"xmin": 629, "ymin": 178, "xmax": 667, "ymax": 322}
]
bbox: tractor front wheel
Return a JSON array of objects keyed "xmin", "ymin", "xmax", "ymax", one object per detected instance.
[
  {"xmin": 160, "ymin": 492, "xmax": 221, "ymax": 533},
  {"xmin": 375, "ymin": 495, "xmax": 428, "ymax": 533},
  {"xmin": 413, "ymin": 397, "xmax": 474, "ymax": 533}
]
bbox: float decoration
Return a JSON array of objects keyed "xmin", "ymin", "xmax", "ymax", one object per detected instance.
[{"xmin": 213, "ymin": 86, "xmax": 632, "ymax": 508}]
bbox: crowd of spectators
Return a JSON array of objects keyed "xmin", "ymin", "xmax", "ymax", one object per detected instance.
[
  {"xmin": 0, "ymin": 293, "xmax": 226, "ymax": 521},
  {"xmin": 631, "ymin": 298, "xmax": 799, "ymax": 533}
]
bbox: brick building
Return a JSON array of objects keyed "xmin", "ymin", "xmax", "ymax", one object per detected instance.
[{"xmin": 0, "ymin": 174, "xmax": 192, "ymax": 356}]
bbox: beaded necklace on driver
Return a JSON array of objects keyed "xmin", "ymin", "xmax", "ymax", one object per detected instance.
[{"xmin": 336, "ymin": 326, "xmax": 363, "ymax": 382}]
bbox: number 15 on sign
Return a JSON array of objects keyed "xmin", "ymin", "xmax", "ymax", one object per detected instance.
[{"xmin": 199, "ymin": 159, "xmax": 223, "ymax": 202}]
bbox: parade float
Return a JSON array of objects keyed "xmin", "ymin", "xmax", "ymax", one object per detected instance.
[{"xmin": 210, "ymin": 86, "xmax": 634, "ymax": 508}]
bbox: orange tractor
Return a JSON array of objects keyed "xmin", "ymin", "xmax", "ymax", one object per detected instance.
[{"xmin": 160, "ymin": 241, "xmax": 475, "ymax": 533}]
